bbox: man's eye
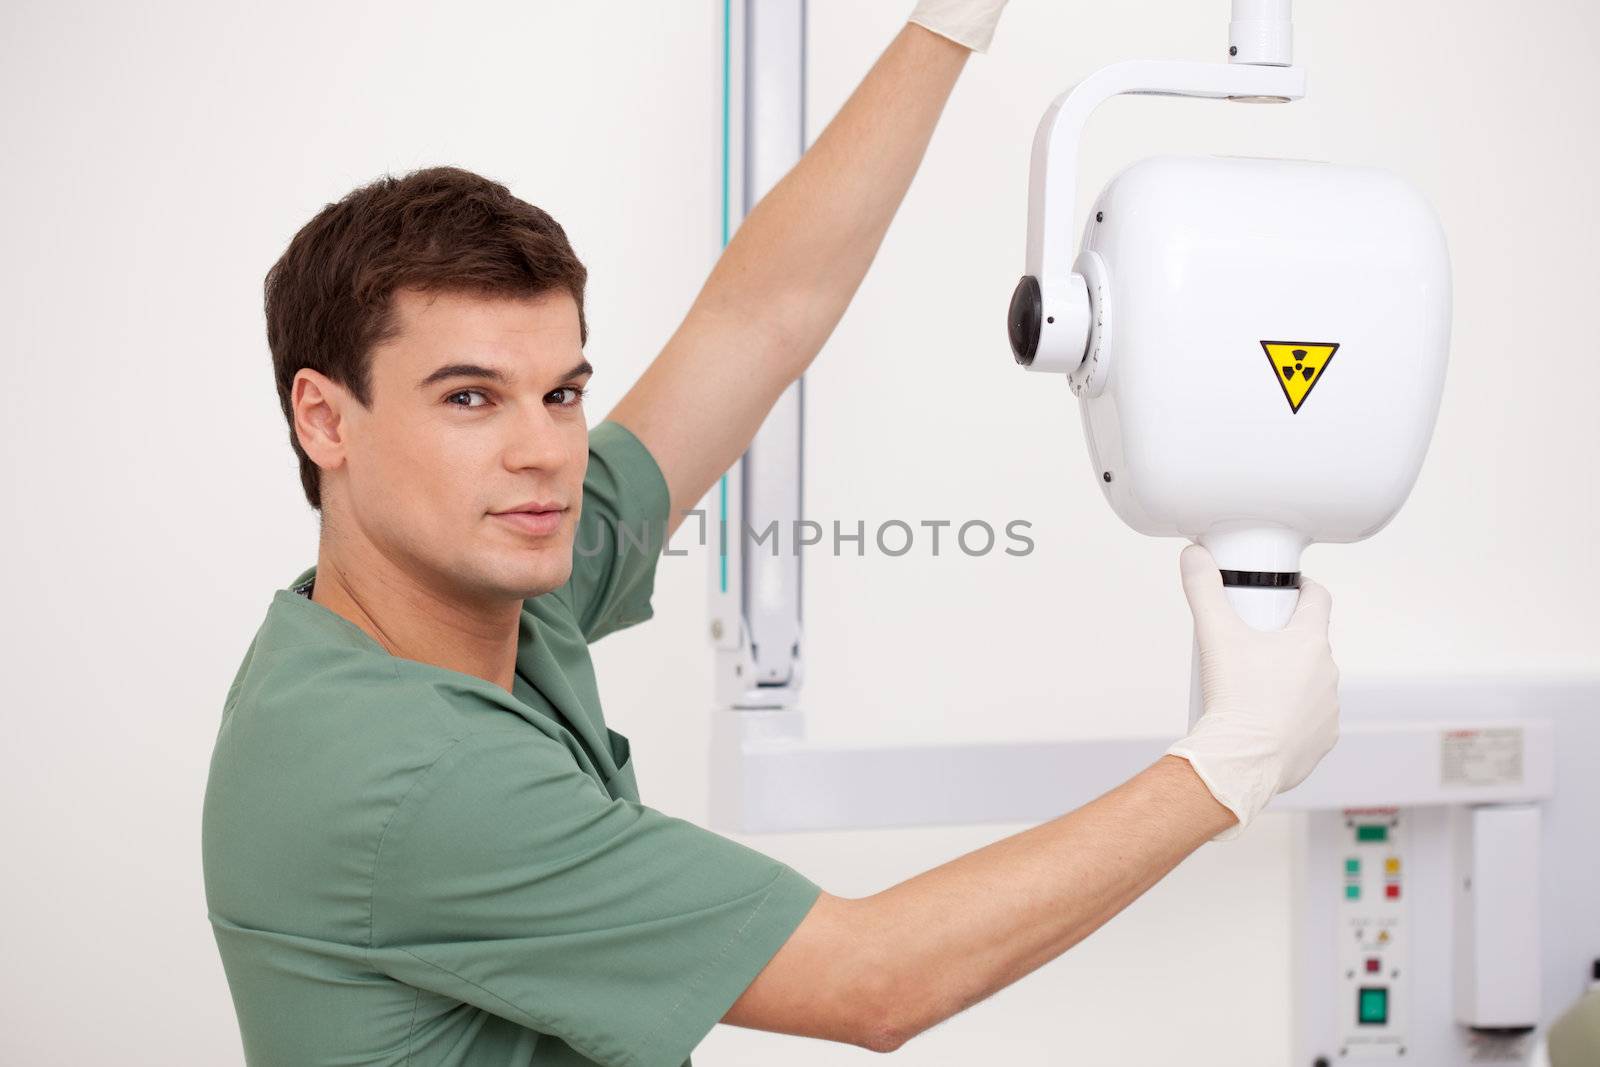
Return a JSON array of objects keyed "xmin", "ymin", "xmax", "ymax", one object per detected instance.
[
  {"xmin": 445, "ymin": 389, "xmax": 489, "ymax": 408},
  {"xmin": 549, "ymin": 386, "xmax": 588, "ymax": 408}
]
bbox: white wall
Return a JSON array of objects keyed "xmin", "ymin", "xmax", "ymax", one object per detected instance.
[{"xmin": 1, "ymin": 1, "xmax": 1595, "ymax": 1064}]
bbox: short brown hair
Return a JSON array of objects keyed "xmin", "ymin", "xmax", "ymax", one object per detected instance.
[{"xmin": 265, "ymin": 165, "xmax": 588, "ymax": 510}]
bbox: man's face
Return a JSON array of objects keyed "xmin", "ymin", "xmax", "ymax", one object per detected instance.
[{"xmin": 331, "ymin": 286, "xmax": 592, "ymax": 604}]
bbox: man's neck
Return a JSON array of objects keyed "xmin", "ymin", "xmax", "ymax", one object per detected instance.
[{"xmin": 309, "ymin": 543, "xmax": 523, "ymax": 693}]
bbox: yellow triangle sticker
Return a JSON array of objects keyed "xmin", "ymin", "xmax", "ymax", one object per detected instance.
[{"xmin": 1261, "ymin": 341, "xmax": 1340, "ymax": 413}]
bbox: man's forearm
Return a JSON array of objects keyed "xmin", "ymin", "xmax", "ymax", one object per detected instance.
[
  {"xmin": 727, "ymin": 755, "xmax": 1235, "ymax": 1051},
  {"xmin": 608, "ymin": 23, "xmax": 969, "ymax": 535},
  {"xmin": 727, "ymin": 551, "xmax": 1338, "ymax": 1053},
  {"xmin": 857, "ymin": 755, "xmax": 1234, "ymax": 1047},
  {"xmin": 703, "ymin": 22, "xmax": 968, "ymax": 373}
]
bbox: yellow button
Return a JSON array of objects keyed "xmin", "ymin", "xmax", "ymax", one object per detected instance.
[{"xmin": 1385, "ymin": 857, "xmax": 1401, "ymax": 875}]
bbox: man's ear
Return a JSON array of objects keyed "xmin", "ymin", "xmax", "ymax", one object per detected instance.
[{"xmin": 292, "ymin": 368, "xmax": 351, "ymax": 476}]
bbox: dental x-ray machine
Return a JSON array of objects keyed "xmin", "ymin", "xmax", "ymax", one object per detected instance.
[{"xmin": 704, "ymin": 2, "xmax": 1600, "ymax": 1063}]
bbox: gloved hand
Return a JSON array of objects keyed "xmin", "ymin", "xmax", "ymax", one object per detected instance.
[
  {"xmin": 907, "ymin": 0, "xmax": 1011, "ymax": 53},
  {"xmin": 1166, "ymin": 544, "xmax": 1340, "ymax": 840}
]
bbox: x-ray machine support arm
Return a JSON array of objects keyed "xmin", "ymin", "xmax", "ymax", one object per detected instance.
[{"xmin": 1023, "ymin": 59, "xmax": 1306, "ymax": 376}]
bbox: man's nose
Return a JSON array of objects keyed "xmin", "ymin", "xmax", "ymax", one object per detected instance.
[{"xmin": 501, "ymin": 403, "xmax": 569, "ymax": 472}]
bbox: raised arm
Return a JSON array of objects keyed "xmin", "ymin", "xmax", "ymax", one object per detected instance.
[{"xmin": 605, "ymin": 21, "xmax": 971, "ymax": 539}]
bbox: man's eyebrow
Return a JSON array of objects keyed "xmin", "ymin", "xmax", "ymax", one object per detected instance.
[
  {"xmin": 415, "ymin": 360, "xmax": 594, "ymax": 390},
  {"xmin": 415, "ymin": 363, "xmax": 507, "ymax": 390}
]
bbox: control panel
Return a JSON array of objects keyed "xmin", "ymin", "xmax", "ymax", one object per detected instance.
[{"xmin": 1336, "ymin": 809, "xmax": 1410, "ymax": 1058}]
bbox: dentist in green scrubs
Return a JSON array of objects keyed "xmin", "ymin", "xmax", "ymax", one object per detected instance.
[{"xmin": 203, "ymin": 3, "xmax": 1341, "ymax": 1064}]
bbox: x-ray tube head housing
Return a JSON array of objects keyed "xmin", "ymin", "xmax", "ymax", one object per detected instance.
[
  {"xmin": 1071, "ymin": 154, "xmax": 1451, "ymax": 576},
  {"xmin": 1006, "ymin": 55, "xmax": 1452, "ymax": 601}
]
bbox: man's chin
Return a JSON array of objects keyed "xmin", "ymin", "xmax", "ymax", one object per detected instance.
[
  {"xmin": 495, "ymin": 559, "xmax": 573, "ymax": 601},
  {"xmin": 507, "ymin": 579, "xmax": 568, "ymax": 601},
  {"xmin": 420, "ymin": 555, "xmax": 567, "ymax": 606}
]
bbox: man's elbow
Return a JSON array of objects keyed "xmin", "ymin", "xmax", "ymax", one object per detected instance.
[
  {"xmin": 852, "ymin": 951, "xmax": 992, "ymax": 1053},
  {"xmin": 858, "ymin": 1018, "xmax": 913, "ymax": 1055},
  {"xmin": 843, "ymin": 944, "xmax": 924, "ymax": 1053},
  {"xmin": 728, "ymin": 890, "xmax": 931, "ymax": 1054}
]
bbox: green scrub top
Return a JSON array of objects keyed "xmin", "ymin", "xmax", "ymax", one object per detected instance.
[{"xmin": 202, "ymin": 420, "xmax": 821, "ymax": 1067}]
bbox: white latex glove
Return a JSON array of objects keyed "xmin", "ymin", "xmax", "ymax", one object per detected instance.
[
  {"xmin": 907, "ymin": 0, "xmax": 1010, "ymax": 53},
  {"xmin": 1166, "ymin": 544, "xmax": 1340, "ymax": 840}
]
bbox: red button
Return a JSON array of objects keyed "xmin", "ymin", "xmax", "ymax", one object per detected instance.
[
  {"xmin": 1385, "ymin": 883, "xmax": 1401, "ymax": 900},
  {"xmin": 1366, "ymin": 958, "xmax": 1381, "ymax": 973}
]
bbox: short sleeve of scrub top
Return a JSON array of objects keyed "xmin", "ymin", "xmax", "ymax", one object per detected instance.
[
  {"xmin": 366, "ymin": 726, "xmax": 822, "ymax": 1067},
  {"xmin": 550, "ymin": 419, "xmax": 672, "ymax": 643}
]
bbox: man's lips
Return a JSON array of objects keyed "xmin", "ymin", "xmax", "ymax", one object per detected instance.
[{"xmin": 491, "ymin": 506, "xmax": 568, "ymax": 536}]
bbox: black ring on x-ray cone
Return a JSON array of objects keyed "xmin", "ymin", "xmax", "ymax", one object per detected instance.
[{"xmin": 1219, "ymin": 570, "xmax": 1302, "ymax": 589}]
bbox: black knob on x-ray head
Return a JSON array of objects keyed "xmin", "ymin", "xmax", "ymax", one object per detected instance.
[{"xmin": 1008, "ymin": 275, "xmax": 1042, "ymax": 366}]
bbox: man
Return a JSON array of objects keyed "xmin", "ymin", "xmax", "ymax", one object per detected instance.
[{"xmin": 203, "ymin": 4, "xmax": 1339, "ymax": 1065}]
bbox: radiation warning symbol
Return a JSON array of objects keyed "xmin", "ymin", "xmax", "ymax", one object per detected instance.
[{"xmin": 1261, "ymin": 340, "xmax": 1340, "ymax": 414}]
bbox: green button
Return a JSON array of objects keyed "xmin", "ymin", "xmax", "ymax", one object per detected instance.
[
  {"xmin": 1358, "ymin": 986, "xmax": 1389, "ymax": 1025},
  {"xmin": 1346, "ymin": 884, "xmax": 1361, "ymax": 900},
  {"xmin": 1346, "ymin": 858, "xmax": 1361, "ymax": 875},
  {"xmin": 1357, "ymin": 824, "xmax": 1390, "ymax": 843}
]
